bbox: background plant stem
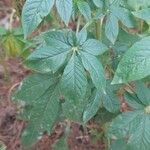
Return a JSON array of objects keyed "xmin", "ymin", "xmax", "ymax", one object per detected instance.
[{"xmin": 95, "ymin": 18, "xmax": 103, "ymax": 40}]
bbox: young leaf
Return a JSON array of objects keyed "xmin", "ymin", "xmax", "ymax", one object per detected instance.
[
  {"xmin": 112, "ymin": 36, "xmax": 150, "ymax": 84},
  {"xmin": 56, "ymin": 0, "xmax": 73, "ymax": 25},
  {"xmin": 80, "ymin": 52, "xmax": 106, "ymax": 91},
  {"xmin": 3, "ymin": 34, "xmax": 24, "ymax": 57},
  {"xmin": 22, "ymin": 0, "xmax": 55, "ymax": 37},
  {"xmin": 14, "ymin": 74, "xmax": 61, "ymax": 146},
  {"xmin": 0, "ymin": 27, "xmax": 7, "ymax": 36},
  {"xmin": 77, "ymin": 1, "xmax": 91, "ymax": 21},
  {"xmin": 105, "ymin": 13, "xmax": 119, "ymax": 44}
]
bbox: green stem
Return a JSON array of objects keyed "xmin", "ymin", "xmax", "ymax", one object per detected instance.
[
  {"xmin": 95, "ymin": 17, "xmax": 103, "ymax": 40},
  {"xmin": 76, "ymin": 15, "xmax": 82, "ymax": 34},
  {"xmin": 139, "ymin": 20, "xmax": 144, "ymax": 33}
]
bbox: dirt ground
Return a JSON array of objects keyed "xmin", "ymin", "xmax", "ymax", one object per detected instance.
[{"xmin": 0, "ymin": 1, "xmax": 106, "ymax": 149}]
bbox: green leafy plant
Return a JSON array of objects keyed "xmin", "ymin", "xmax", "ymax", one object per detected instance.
[{"xmin": 13, "ymin": 0, "xmax": 150, "ymax": 149}]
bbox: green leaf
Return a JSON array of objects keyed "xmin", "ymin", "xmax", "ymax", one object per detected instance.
[
  {"xmin": 93, "ymin": 0, "xmax": 103, "ymax": 7},
  {"xmin": 108, "ymin": 87, "xmax": 150, "ymax": 150},
  {"xmin": 112, "ymin": 36, "xmax": 150, "ymax": 84},
  {"xmin": 41, "ymin": 30, "xmax": 71, "ymax": 48},
  {"xmin": 26, "ymin": 44, "xmax": 69, "ymax": 73},
  {"xmin": 82, "ymin": 39, "xmax": 108, "ymax": 56},
  {"xmin": 14, "ymin": 74, "xmax": 58, "ymax": 102},
  {"xmin": 132, "ymin": 8, "xmax": 150, "ymax": 23},
  {"xmin": 135, "ymin": 81, "xmax": 150, "ymax": 106},
  {"xmin": 22, "ymin": 0, "xmax": 55, "ymax": 37},
  {"xmin": 62, "ymin": 84, "xmax": 91, "ymax": 122},
  {"xmin": 127, "ymin": 0, "xmax": 150, "ymax": 10},
  {"xmin": 61, "ymin": 54, "xmax": 87, "ymax": 101},
  {"xmin": 26, "ymin": 30, "xmax": 72, "ymax": 73},
  {"xmin": 95, "ymin": 108, "xmax": 119, "ymax": 125},
  {"xmin": 111, "ymin": 6, "xmax": 135, "ymax": 28},
  {"xmin": 102, "ymin": 82, "xmax": 120, "ymax": 113},
  {"xmin": 0, "ymin": 27, "xmax": 7, "ymax": 36},
  {"xmin": 105, "ymin": 13, "xmax": 119, "ymax": 44},
  {"xmin": 80, "ymin": 52, "xmax": 106, "ymax": 91},
  {"xmin": 3, "ymin": 34, "xmax": 24, "ymax": 57},
  {"xmin": 83, "ymin": 90, "xmax": 102, "ymax": 123},
  {"xmin": 14, "ymin": 74, "xmax": 61, "ymax": 146},
  {"xmin": 108, "ymin": 111, "xmax": 144, "ymax": 139},
  {"xmin": 127, "ymin": 115, "xmax": 150, "ymax": 150},
  {"xmin": 77, "ymin": 1, "xmax": 91, "ymax": 21},
  {"xmin": 76, "ymin": 28, "xmax": 87, "ymax": 45},
  {"xmin": 0, "ymin": 142, "xmax": 6, "ymax": 150},
  {"xmin": 110, "ymin": 139, "xmax": 128, "ymax": 150},
  {"xmin": 110, "ymin": 113, "xmax": 150, "ymax": 150},
  {"xmin": 125, "ymin": 92, "xmax": 144, "ymax": 110},
  {"xmin": 56, "ymin": 0, "xmax": 73, "ymax": 25},
  {"xmin": 83, "ymin": 81, "xmax": 120, "ymax": 123}
]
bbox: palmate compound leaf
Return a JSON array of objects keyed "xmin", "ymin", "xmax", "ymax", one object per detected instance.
[
  {"xmin": 108, "ymin": 82, "xmax": 150, "ymax": 150},
  {"xmin": 14, "ymin": 73, "xmax": 61, "ymax": 147},
  {"xmin": 22, "ymin": 0, "xmax": 55, "ymax": 38},
  {"xmin": 26, "ymin": 29, "xmax": 107, "ymax": 110},
  {"xmin": 112, "ymin": 36, "xmax": 150, "ymax": 84},
  {"xmin": 83, "ymin": 81, "xmax": 120, "ymax": 123},
  {"xmin": 20, "ymin": 29, "xmax": 108, "ymax": 127},
  {"xmin": 60, "ymin": 31, "xmax": 107, "ymax": 122}
]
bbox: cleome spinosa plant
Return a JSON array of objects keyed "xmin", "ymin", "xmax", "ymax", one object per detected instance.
[{"xmin": 13, "ymin": 0, "xmax": 150, "ymax": 149}]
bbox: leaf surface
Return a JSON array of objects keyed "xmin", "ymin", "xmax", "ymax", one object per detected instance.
[
  {"xmin": 112, "ymin": 36, "xmax": 150, "ymax": 84},
  {"xmin": 56, "ymin": 0, "xmax": 72, "ymax": 25},
  {"xmin": 22, "ymin": 0, "xmax": 55, "ymax": 37}
]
